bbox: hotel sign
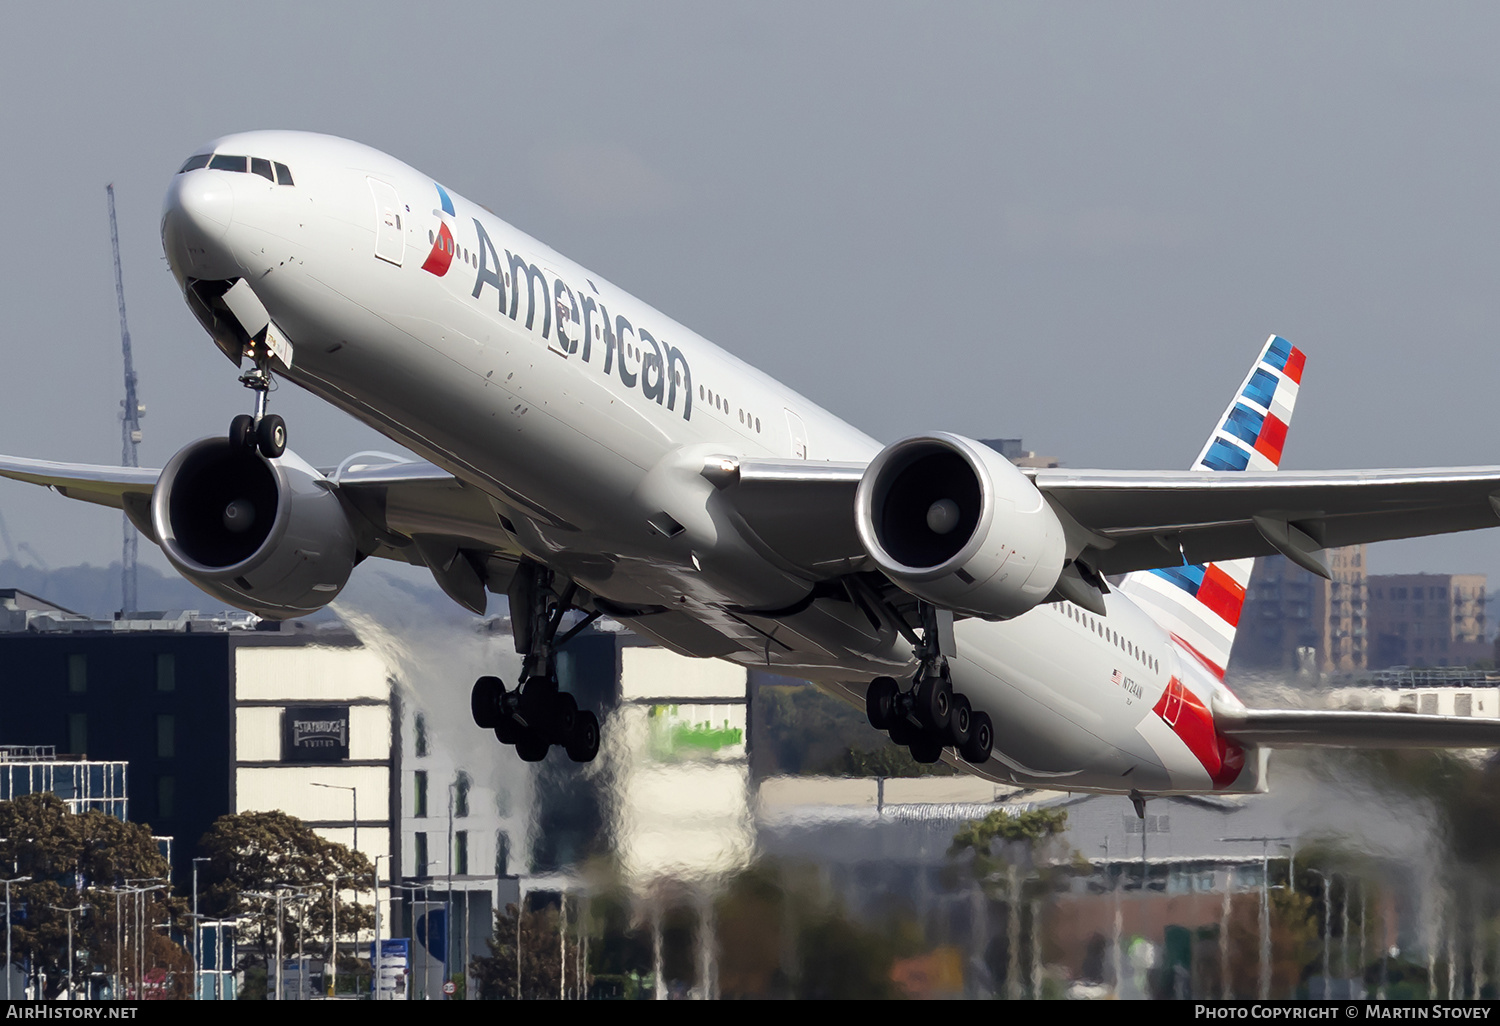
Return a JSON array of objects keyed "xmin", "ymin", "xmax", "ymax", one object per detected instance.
[{"xmin": 282, "ymin": 705, "xmax": 350, "ymax": 763}]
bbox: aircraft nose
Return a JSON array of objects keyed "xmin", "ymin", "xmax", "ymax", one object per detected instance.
[{"xmin": 161, "ymin": 171, "xmax": 238, "ymax": 279}]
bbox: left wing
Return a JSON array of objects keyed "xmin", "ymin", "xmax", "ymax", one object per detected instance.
[
  {"xmin": 706, "ymin": 457, "xmax": 1500, "ymax": 580},
  {"xmin": 1029, "ymin": 464, "xmax": 1500, "ymax": 576}
]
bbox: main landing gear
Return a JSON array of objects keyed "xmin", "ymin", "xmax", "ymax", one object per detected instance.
[
  {"xmin": 229, "ymin": 351, "xmax": 287, "ymax": 459},
  {"xmin": 469, "ymin": 563, "xmax": 602, "ymax": 764},
  {"xmin": 864, "ymin": 604, "xmax": 993, "ymax": 766}
]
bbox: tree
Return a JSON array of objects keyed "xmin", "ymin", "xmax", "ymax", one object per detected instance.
[
  {"xmin": 0, "ymin": 792, "xmax": 185, "ymax": 999},
  {"xmin": 752, "ymin": 683, "xmax": 956, "ymax": 778},
  {"xmin": 471, "ymin": 902, "xmax": 571, "ymax": 999},
  {"xmin": 195, "ymin": 810, "xmax": 372, "ymax": 987},
  {"xmin": 948, "ymin": 807, "xmax": 1071, "ymax": 998}
]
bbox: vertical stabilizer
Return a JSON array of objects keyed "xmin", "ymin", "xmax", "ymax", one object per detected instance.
[{"xmin": 1118, "ymin": 335, "xmax": 1305, "ymax": 678}]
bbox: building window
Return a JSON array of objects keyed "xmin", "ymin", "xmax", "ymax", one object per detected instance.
[
  {"xmin": 158, "ymin": 775, "xmax": 175, "ymax": 819},
  {"xmin": 67, "ymin": 713, "xmax": 86, "ymax": 756},
  {"xmin": 157, "ymin": 715, "xmax": 174, "ymax": 758},
  {"xmin": 156, "ymin": 653, "xmax": 175, "ymax": 692},
  {"xmin": 496, "ymin": 831, "xmax": 510, "ymax": 878},
  {"xmin": 414, "ymin": 832, "xmax": 429, "ymax": 877},
  {"xmin": 68, "ymin": 653, "xmax": 86, "ymax": 693},
  {"xmin": 414, "ymin": 713, "xmax": 428, "ymax": 758},
  {"xmin": 454, "ymin": 772, "xmax": 470, "ymax": 818},
  {"xmin": 455, "ymin": 831, "xmax": 468, "ymax": 875},
  {"xmin": 414, "ymin": 770, "xmax": 428, "ymax": 818}
]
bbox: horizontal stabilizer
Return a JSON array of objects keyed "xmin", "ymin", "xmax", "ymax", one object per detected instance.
[{"xmin": 1217, "ymin": 707, "xmax": 1500, "ymax": 748}]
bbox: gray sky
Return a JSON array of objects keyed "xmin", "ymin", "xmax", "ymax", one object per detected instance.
[{"xmin": 3, "ymin": 2, "xmax": 1499, "ymax": 587}]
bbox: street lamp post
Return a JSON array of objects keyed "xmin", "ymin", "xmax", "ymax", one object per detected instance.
[
  {"xmin": 2, "ymin": 876, "xmax": 31, "ymax": 1000},
  {"xmin": 48, "ymin": 904, "xmax": 87, "ymax": 1000},
  {"xmin": 192, "ymin": 857, "xmax": 210, "ymax": 1000},
  {"xmin": 372, "ymin": 855, "xmax": 384, "ymax": 1002}
]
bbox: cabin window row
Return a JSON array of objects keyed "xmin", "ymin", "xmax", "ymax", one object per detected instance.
[
  {"xmin": 696, "ymin": 385, "xmax": 762, "ymax": 433},
  {"xmin": 1063, "ymin": 603, "xmax": 1158, "ymax": 674}
]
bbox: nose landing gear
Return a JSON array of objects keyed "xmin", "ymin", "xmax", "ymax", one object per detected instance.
[
  {"xmin": 864, "ymin": 603, "xmax": 994, "ymax": 766},
  {"xmin": 229, "ymin": 352, "xmax": 287, "ymax": 459},
  {"xmin": 469, "ymin": 563, "xmax": 603, "ymax": 763}
]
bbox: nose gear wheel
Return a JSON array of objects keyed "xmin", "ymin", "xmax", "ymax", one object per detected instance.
[{"xmin": 228, "ymin": 351, "xmax": 289, "ymax": 459}]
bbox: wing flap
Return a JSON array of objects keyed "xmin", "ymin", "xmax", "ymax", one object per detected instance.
[{"xmin": 1218, "ymin": 708, "xmax": 1500, "ymax": 748}]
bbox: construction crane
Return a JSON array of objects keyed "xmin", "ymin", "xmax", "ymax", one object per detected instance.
[{"xmin": 107, "ymin": 184, "xmax": 143, "ymax": 614}]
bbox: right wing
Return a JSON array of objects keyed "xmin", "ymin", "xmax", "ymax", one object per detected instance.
[{"xmin": 0, "ymin": 452, "xmax": 525, "ymax": 609}]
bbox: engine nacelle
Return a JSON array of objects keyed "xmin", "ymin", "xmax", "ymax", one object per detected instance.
[
  {"xmin": 855, "ymin": 433, "xmax": 1067, "ymax": 619},
  {"xmin": 151, "ymin": 438, "xmax": 360, "ymax": 619}
]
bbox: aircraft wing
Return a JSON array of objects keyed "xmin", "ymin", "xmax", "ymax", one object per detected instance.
[
  {"xmin": 0, "ymin": 451, "xmax": 519, "ymax": 571},
  {"xmin": 710, "ymin": 458, "xmax": 1500, "ymax": 579},
  {"xmin": 0, "ymin": 454, "xmax": 159, "ymax": 508},
  {"xmin": 1030, "ymin": 465, "xmax": 1500, "ymax": 575},
  {"xmin": 1217, "ymin": 707, "xmax": 1500, "ymax": 748}
]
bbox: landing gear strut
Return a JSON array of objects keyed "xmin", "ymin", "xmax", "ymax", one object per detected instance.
[
  {"xmin": 864, "ymin": 602, "xmax": 993, "ymax": 766},
  {"xmin": 469, "ymin": 562, "xmax": 602, "ymax": 763},
  {"xmin": 229, "ymin": 350, "xmax": 287, "ymax": 459}
]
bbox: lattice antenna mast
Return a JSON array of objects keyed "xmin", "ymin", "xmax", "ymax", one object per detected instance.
[{"xmin": 107, "ymin": 184, "xmax": 142, "ymax": 614}]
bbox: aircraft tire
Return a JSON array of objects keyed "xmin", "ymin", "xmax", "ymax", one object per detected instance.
[
  {"xmin": 888, "ymin": 717, "xmax": 916, "ymax": 746},
  {"xmin": 515, "ymin": 733, "xmax": 549, "ymax": 762},
  {"xmin": 947, "ymin": 693, "xmax": 973, "ymax": 748},
  {"xmin": 865, "ymin": 676, "xmax": 899, "ymax": 729},
  {"xmin": 229, "ymin": 414, "xmax": 256, "ymax": 454},
  {"xmin": 471, "ymin": 675, "xmax": 504, "ymax": 729},
  {"xmin": 257, "ymin": 414, "xmax": 287, "ymax": 458},
  {"xmin": 550, "ymin": 691, "xmax": 578, "ymax": 742},
  {"xmin": 917, "ymin": 674, "xmax": 952, "ymax": 732},
  {"xmin": 566, "ymin": 711, "xmax": 600, "ymax": 763},
  {"xmin": 960, "ymin": 712, "xmax": 994, "ymax": 764},
  {"xmin": 909, "ymin": 737, "xmax": 944, "ymax": 764},
  {"xmin": 494, "ymin": 716, "xmax": 520, "ymax": 746}
]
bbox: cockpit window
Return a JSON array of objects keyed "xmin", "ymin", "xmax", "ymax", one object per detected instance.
[{"xmin": 179, "ymin": 152, "xmax": 295, "ymax": 186}]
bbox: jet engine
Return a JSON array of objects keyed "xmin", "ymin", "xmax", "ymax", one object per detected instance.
[
  {"xmin": 151, "ymin": 437, "xmax": 360, "ymax": 619},
  {"xmin": 855, "ymin": 432, "xmax": 1066, "ymax": 619}
]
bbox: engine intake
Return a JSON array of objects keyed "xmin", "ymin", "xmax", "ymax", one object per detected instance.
[
  {"xmin": 152, "ymin": 437, "xmax": 360, "ymax": 619},
  {"xmin": 855, "ymin": 433, "xmax": 1066, "ymax": 619}
]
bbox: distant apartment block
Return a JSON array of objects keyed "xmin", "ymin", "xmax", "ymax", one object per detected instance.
[
  {"xmin": 980, "ymin": 438, "xmax": 1060, "ymax": 469},
  {"xmin": 1367, "ymin": 573, "xmax": 1488, "ymax": 668},
  {"xmin": 1230, "ymin": 546, "xmax": 1368, "ymax": 674}
]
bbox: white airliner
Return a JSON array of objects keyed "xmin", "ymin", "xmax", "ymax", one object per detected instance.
[{"xmin": 4, "ymin": 131, "xmax": 1500, "ymax": 795}]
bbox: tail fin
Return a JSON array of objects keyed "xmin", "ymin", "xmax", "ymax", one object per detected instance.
[{"xmin": 1117, "ymin": 334, "xmax": 1306, "ymax": 678}]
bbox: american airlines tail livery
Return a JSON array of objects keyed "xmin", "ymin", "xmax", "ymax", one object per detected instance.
[{"xmin": 6, "ymin": 131, "xmax": 1500, "ymax": 795}]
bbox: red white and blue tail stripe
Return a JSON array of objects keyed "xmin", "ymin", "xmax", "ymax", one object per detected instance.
[{"xmin": 1118, "ymin": 335, "xmax": 1305, "ymax": 680}]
